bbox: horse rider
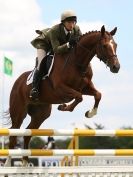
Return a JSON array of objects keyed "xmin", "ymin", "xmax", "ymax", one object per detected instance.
[{"xmin": 30, "ymin": 10, "xmax": 82, "ymax": 100}]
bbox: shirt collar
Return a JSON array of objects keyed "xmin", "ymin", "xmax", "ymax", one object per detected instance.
[{"xmin": 64, "ymin": 27, "xmax": 71, "ymax": 35}]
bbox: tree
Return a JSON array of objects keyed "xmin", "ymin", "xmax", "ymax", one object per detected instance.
[{"xmin": 30, "ymin": 137, "xmax": 45, "ymax": 149}]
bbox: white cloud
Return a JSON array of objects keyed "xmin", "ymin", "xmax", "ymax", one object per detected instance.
[
  {"xmin": 0, "ymin": 0, "xmax": 44, "ymax": 51},
  {"xmin": 0, "ymin": 0, "xmax": 47, "ymax": 75}
]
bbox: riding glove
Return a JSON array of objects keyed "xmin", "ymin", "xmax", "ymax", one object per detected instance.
[{"xmin": 69, "ymin": 37, "xmax": 77, "ymax": 48}]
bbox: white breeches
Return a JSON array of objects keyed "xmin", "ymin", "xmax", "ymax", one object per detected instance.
[{"xmin": 37, "ymin": 49, "xmax": 46, "ymax": 70}]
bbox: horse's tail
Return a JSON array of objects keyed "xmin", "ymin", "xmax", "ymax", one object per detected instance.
[{"xmin": 2, "ymin": 109, "xmax": 12, "ymax": 128}]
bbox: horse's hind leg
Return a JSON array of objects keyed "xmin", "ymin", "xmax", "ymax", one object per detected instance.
[
  {"xmin": 22, "ymin": 103, "xmax": 52, "ymax": 166},
  {"xmin": 82, "ymin": 80, "xmax": 101, "ymax": 118},
  {"xmin": 4, "ymin": 104, "xmax": 27, "ymax": 166},
  {"xmin": 5, "ymin": 120, "xmax": 26, "ymax": 167}
]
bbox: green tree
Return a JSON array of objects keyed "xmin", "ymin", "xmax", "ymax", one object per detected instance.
[
  {"xmin": 79, "ymin": 124, "xmax": 133, "ymax": 149},
  {"xmin": 55, "ymin": 138, "xmax": 71, "ymax": 149},
  {"xmin": 30, "ymin": 137, "xmax": 45, "ymax": 149}
]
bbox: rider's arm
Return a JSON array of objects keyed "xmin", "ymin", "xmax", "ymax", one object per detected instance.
[{"xmin": 49, "ymin": 29, "xmax": 70, "ymax": 54}]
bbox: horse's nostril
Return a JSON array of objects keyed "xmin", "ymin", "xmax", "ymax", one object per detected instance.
[
  {"xmin": 113, "ymin": 65, "xmax": 117, "ymax": 70},
  {"xmin": 112, "ymin": 65, "xmax": 120, "ymax": 73}
]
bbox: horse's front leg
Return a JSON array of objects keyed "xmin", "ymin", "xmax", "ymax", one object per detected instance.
[
  {"xmin": 22, "ymin": 136, "xmax": 31, "ymax": 166},
  {"xmin": 4, "ymin": 136, "xmax": 17, "ymax": 167},
  {"xmin": 58, "ymin": 84, "xmax": 83, "ymax": 112},
  {"xmin": 82, "ymin": 80, "xmax": 101, "ymax": 118}
]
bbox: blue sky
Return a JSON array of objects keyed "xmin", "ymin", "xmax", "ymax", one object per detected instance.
[{"xmin": 0, "ymin": 0, "xmax": 133, "ymax": 131}]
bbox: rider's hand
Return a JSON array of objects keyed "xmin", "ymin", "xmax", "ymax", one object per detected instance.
[{"xmin": 69, "ymin": 37, "xmax": 77, "ymax": 48}]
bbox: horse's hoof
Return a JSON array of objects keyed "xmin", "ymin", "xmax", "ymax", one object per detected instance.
[
  {"xmin": 85, "ymin": 111, "xmax": 93, "ymax": 118},
  {"xmin": 58, "ymin": 104, "xmax": 67, "ymax": 111},
  {"xmin": 4, "ymin": 156, "xmax": 11, "ymax": 167},
  {"xmin": 22, "ymin": 159, "xmax": 28, "ymax": 167},
  {"xmin": 85, "ymin": 108, "xmax": 97, "ymax": 118}
]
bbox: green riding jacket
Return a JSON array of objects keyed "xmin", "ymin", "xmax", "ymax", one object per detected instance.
[{"xmin": 31, "ymin": 23, "xmax": 82, "ymax": 54}]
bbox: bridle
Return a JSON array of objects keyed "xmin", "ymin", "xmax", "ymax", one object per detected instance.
[
  {"xmin": 96, "ymin": 38, "xmax": 117, "ymax": 67},
  {"xmin": 62, "ymin": 41, "xmax": 93, "ymax": 74},
  {"xmin": 63, "ymin": 33, "xmax": 117, "ymax": 73}
]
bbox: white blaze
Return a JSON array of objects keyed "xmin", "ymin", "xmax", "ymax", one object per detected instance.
[{"xmin": 109, "ymin": 39, "xmax": 115, "ymax": 55}]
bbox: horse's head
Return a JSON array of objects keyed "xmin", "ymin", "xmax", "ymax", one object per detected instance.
[{"xmin": 96, "ymin": 25, "xmax": 120, "ymax": 73}]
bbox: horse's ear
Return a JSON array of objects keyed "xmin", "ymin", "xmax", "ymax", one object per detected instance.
[
  {"xmin": 101, "ymin": 25, "xmax": 105, "ymax": 36},
  {"xmin": 110, "ymin": 27, "xmax": 117, "ymax": 36}
]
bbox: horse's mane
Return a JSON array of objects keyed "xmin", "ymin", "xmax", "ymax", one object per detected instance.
[
  {"xmin": 80, "ymin": 30, "xmax": 100, "ymax": 39},
  {"xmin": 80, "ymin": 30, "xmax": 110, "ymax": 40}
]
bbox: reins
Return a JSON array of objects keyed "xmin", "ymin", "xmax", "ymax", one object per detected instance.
[
  {"xmin": 61, "ymin": 31, "xmax": 117, "ymax": 73},
  {"xmin": 62, "ymin": 38, "xmax": 96, "ymax": 74}
]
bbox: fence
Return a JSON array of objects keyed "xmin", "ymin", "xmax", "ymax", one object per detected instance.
[{"xmin": 1, "ymin": 128, "xmax": 133, "ymax": 176}]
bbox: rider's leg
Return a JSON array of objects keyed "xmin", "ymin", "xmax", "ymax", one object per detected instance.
[
  {"xmin": 36, "ymin": 49, "xmax": 46, "ymax": 70},
  {"xmin": 30, "ymin": 49, "xmax": 46, "ymax": 100}
]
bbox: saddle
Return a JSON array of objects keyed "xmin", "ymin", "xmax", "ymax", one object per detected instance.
[
  {"xmin": 39, "ymin": 54, "xmax": 54, "ymax": 78},
  {"xmin": 26, "ymin": 54, "xmax": 54, "ymax": 85}
]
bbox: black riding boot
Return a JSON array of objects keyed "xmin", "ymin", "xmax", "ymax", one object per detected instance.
[{"xmin": 29, "ymin": 69, "xmax": 41, "ymax": 100}]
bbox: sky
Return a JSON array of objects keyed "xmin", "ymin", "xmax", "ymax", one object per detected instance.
[{"xmin": 0, "ymin": 0, "xmax": 133, "ymax": 131}]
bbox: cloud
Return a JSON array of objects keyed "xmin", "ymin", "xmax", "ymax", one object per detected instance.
[
  {"xmin": 0, "ymin": 0, "xmax": 46, "ymax": 73},
  {"xmin": 0, "ymin": 0, "xmax": 43, "ymax": 51}
]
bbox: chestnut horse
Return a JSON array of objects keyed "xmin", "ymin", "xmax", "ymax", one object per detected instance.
[{"xmin": 5, "ymin": 26, "xmax": 120, "ymax": 166}]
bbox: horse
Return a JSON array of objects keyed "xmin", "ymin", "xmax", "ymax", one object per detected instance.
[{"xmin": 5, "ymin": 25, "xmax": 120, "ymax": 166}]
